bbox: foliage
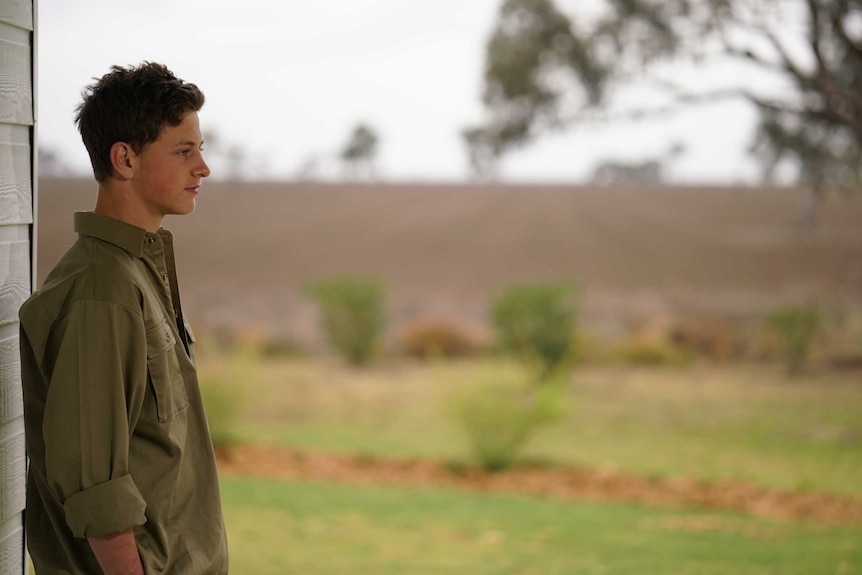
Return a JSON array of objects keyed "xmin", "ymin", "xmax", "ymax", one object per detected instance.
[
  {"xmin": 340, "ymin": 122, "xmax": 379, "ymax": 179},
  {"xmin": 203, "ymin": 353, "xmax": 862, "ymax": 495},
  {"xmin": 669, "ymin": 316, "xmax": 737, "ymax": 362},
  {"xmin": 767, "ymin": 303, "xmax": 822, "ymax": 375},
  {"xmin": 258, "ymin": 334, "xmax": 306, "ymax": 358},
  {"xmin": 305, "ymin": 275, "xmax": 386, "ymax": 366},
  {"xmin": 491, "ymin": 283, "xmax": 579, "ymax": 379},
  {"xmin": 465, "ymin": 0, "xmax": 862, "ymax": 189},
  {"xmin": 200, "ymin": 380, "xmax": 241, "ymax": 450},
  {"xmin": 612, "ymin": 335, "xmax": 694, "ymax": 367},
  {"xmin": 399, "ymin": 319, "xmax": 487, "ymax": 359},
  {"xmin": 820, "ymin": 306, "xmax": 862, "ymax": 369},
  {"xmin": 446, "ymin": 371, "xmax": 567, "ymax": 471},
  {"xmin": 198, "ymin": 349, "xmax": 254, "ymax": 450}
]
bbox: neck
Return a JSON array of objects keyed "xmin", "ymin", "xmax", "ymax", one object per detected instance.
[{"xmin": 94, "ymin": 179, "xmax": 163, "ymax": 232}]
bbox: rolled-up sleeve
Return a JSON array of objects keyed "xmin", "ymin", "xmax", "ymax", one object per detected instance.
[
  {"xmin": 42, "ymin": 299, "xmax": 149, "ymax": 537},
  {"xmin": 63, "ymin": 475, "xmax": 146, "ymax": 537}
]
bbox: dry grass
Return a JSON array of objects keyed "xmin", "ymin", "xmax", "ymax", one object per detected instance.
[
  {"xmin": 398, "ymin": 317, "xmax": 489, "ymax": 358},
  {"xmin": 195, "ymin": 348, "xmax": 862, "ymax": 496}
]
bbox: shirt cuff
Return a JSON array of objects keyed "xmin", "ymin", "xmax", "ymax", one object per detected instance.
[{"xmin": 63, "ymin": 475, "xmax": 147, "ymax": 538}]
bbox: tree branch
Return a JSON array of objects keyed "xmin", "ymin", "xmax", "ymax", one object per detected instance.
[
  {"xmin": 554, "ymin": 87, "xmax": 752, "ymax": 125},
  {"xmin": 762, "ymin": 27, "xmax": 812, "ymax": 89},
  {"xmin": 753, "ymin": 94, "xmax": 862, "ymax": 140},
  {"xmin": 806, "ymin": 0, "xmax": 826, "ymax": 67}
]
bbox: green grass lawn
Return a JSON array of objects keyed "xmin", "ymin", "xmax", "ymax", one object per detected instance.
[
  {"xmin": 200, "ymin": 354, "xmax": 862, "ymax": 496},
  {"xmin": 221, "ymin": 477, "xmax": 861, "ymax": 575}
]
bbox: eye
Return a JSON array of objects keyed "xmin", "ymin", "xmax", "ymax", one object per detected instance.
[{"xmin": 178, "ymin": 149, "xmax": 191, "ymax": 157}]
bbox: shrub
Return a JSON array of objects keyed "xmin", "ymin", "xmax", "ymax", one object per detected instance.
[
  {"xmin": 612, "ymin": 334, "xmax": 694, "ymax": 366},
  {"xmin": 258, "ymin": 334, "xmax": 305, "ymax": 358},
  {"xmin": 399, "ymin": 319, "xmax": 486, "ymax": 359},
  {"xmin": 200, "ymin": 378, "xmax": 242, "ymax": 453},
  {"xmin": 198, "ymin": 349, "xmax": 254, "ymax": 453},
  {"xmin": 818, "ymin": 306, "xmax": 862, "ymax": 370},
  {"xmin": 491, "ymin": 283, "xmax": 579, "ymax": 379},
  {"xmin": 305, "ymin": 275, "xmax": 386, "ymax": 366},
  {"xmin": 669, "ymin": 316, "xmax": 737, "ymax": 362},
  {"xmin": 767, "ymin": 303, "xmax": 822, "ymax": 375},
  {"xmin": 446, "ymin": 371, "xmax": 567, "ymax": 472}
]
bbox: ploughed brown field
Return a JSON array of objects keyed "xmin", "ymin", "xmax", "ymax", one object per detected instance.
[{"xmin": 37, "ymin": 178, "xmax": 862, "ymax": 346}]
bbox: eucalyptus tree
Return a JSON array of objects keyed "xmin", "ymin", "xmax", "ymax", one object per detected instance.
[
  {"xmin": 340, "ymin": 122, "xmax": 380, "ymax": 180},
  {"xmin": 465, "ymin": 0, "xmax": 861, "ymax": 202}
]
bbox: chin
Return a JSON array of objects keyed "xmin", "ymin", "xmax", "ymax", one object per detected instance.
[{"xmin": 176, "ymin": 201, "xmax": 196, "ymax": 215}]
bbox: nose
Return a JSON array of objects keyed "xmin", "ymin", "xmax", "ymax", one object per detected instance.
[{"xmin": 196, "ymin": 152, "xmax": 211, "ymax": 179}]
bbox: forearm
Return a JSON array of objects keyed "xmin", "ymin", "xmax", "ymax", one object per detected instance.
[{"xmin": 88, "ymin": 529, "xmax": 145, "ymax": 575}]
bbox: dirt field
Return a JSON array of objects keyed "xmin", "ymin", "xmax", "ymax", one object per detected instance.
[{"xmin": 37, "ymin": 178, "xmax": 862, "ymax": 345}]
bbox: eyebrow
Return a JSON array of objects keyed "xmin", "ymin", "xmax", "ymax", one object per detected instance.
[{"xmin": 173, "ymin": 140, "xmax": 204, "ymax": 147}]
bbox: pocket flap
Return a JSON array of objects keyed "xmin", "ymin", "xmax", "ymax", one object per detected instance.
[
  {"xmin": 182, "ymin": 317, "xmax": 197, "ymax": 343},
  {"xmin": 146, "ymin": 318, "xmax": 176, "ymax": 358}
]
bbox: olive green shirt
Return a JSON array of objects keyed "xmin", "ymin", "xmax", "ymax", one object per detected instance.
[{"xmin": 19, "ymin": 212, "xmax": 228, "ymax": 575}]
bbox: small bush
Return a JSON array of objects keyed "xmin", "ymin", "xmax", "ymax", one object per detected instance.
[
  {"xmin": 669, "ymin": 316, "xmax": 737, "ymax": 362},
  {"xmin": 818, "ymin": 306, "xmax": 862, "ymax": 370},
  {"xmin": 305, "ymin": 275, "xmax": 386, "ymax": 366},
  {"xmin": 767, "ymin": 303, "xmax": 822, "ymax": 375},
  {"xmin": 612, "ymin": 335, "xmax": 693, "ymax": 366},
  {"xmin": 446, "ymin": 372, "xmax": 567, "ymax": 472},
  {"xmin": 198, "ymin": 349, "xmax": 254, "ymax": 452},
  {"xmin": 200, "ymin": 379, "xmax": 242, "ymax": 452},
  {"xmin": 491, "ymin": 283, "xmax": 579, "ymax": 379},
  {"xmin": 258, "ymin": 334, "xmax": 305, "ymax": 358},
  {"xmin": 399, "ymin": 319, "xmax": 486, "ymax": 359}
]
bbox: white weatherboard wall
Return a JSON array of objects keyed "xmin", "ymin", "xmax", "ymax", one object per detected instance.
[{"xmin": 0, "ymin": 1, "xmax": 34, "ymax": 574}]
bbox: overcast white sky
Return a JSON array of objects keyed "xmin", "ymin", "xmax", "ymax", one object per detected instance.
[{"xmin": 38, "ymin": 0, "xmax": 768, "ymax": 184}]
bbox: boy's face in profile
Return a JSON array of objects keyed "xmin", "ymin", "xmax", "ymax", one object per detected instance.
[{"xmin": 129, "ymin": 111, "xmax": 210, "ymax": 223}]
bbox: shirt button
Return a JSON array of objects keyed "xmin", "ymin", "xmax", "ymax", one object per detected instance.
[
  {"xmin": 147, "ymin": 237, "xmax": 156, "ymax": 244},
  {"xmin": 162, "ymin": 273, "xmax": 169, "ymax": 283}
]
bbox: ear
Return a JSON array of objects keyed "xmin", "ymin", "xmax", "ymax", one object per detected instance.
[{"xmin": 109, "ymin": 142, "xmax": 136, "ymax": 180}]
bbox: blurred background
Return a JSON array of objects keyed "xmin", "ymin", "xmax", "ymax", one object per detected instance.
[
  {"xmin": 42, "ymin": 0, "xmax": 765, "ymax": 184},
  {"xmin": 35, "ymin": 1, "xmax": 862, "ymax": 573}
]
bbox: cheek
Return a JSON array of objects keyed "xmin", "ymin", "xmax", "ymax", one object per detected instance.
[{"xmin": 147, "ymin": 170, "xmax": 179, "ymax": 195}]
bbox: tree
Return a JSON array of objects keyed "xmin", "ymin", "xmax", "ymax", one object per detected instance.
[
  {"xmin": 202, "ymin": 130, "xmax": 249, "ymax": 181},
  {"xmin": 38, "ymin": 146, "xmax": 72, "ymax": 177},
  {"xmin": 340, "ymin": 122, "xmax": 380, "ymax": 180},
  {"xmin": 465, "ymin": 0, "xmax": 862, "ymax": 201}
]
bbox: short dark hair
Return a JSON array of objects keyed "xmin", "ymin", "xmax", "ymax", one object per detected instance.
[{"xmin": 75, "ymin": 62, "xmax": 205, "ymax": 182}]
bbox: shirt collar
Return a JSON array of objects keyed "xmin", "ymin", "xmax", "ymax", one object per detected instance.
[{"xmin": 74, "ymin": 211, "xmax": 158, "ymax": 258}]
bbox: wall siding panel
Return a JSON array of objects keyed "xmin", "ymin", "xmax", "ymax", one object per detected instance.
[
  {"xmin": 0, "ymin": 36, "xmax": 32, "ymax": 125},
  {"xmin": 0, "ymin": 2, "xmax": 32, "ymax": 573},
  {"xmin": 0, "ymin": 337, "xmax": 22, "ymax": 425},
  {"xmin": 0, "ymin": 527, "xmax": 25, "ymax": 575},
  {"xmin": 0, "ymin": 141, "xmax": 31, "ymax": 224},
  {"xmin": 0, "ymin": 240, "xmax": 28, "ymax": 326},
  {"xmin": 0, "ymin": 1, "xmax": 32, "ymax": 30},
  {"xmin": 0, "ymin": 431, "xmax": 25, "ymax": 523}
]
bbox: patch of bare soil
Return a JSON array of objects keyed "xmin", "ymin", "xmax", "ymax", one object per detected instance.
[
  {"xmin": 217, "ymin": 444, "xmax": 862, "ymax": 525},
  {"xmin": 38, "ymin": 179, "xmax": 862, "ymax": 344}
]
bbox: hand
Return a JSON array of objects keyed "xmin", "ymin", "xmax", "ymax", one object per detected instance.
[{"xmin": 88, "ymin": 529, "xmax": 145, "ymax": 575}]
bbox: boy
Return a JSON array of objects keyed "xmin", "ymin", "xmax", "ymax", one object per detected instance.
[{"xmin": 19, "ymin": 62, "xmax": 228, "ymax": 575}]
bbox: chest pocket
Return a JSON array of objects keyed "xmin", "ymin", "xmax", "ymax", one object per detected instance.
[{"xmin": 146, "ymin": 318, "xmax": 190, "ymax": 422}]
